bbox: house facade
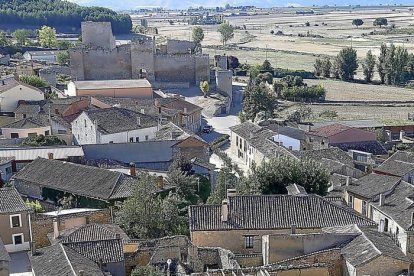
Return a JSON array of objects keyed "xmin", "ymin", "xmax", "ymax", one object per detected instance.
[
  {"xmin": 0, "ymin": 187, "xmax": 31, "ymax": 253},
  {"xmin": 23, "ymin": 50, "xmax": 60, "ymax": 62},
  {"xmin": 1, "ymin": 117, "xmax": 51, "ymax": 139},
  {"xmin": 72, "ymin": 107, "xmax": 158, "ymax": 145}
]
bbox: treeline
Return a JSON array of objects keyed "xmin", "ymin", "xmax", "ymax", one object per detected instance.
[{"xmin": 0, "ymin": 0, "xmax": 132, "ymax": 34}]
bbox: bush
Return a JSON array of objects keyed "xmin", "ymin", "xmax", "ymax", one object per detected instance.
[
  {"xmin": 210, "ymin": 134, "xmax": 230, "ymax": 149},
  {"xmin": 318, "ymin": 110, "xmax": 338, "ymax": 119},
  {"xmin": 281, "ymin": 85, "xmax": 326, "ymax": 102}
]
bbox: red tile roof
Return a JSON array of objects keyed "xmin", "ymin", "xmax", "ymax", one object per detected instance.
[{"xmin": 311, "ymin": 123, "xmax": 352, "ymax": 138}]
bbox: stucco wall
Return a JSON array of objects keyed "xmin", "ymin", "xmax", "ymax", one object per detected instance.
[
  {"xmin": 100, "ymin": 126, "xmax": 158, "ymax": 144},
  {"xmin": 0, "ymin": 212, "xmax": 30, "ymax": 252},
  {"xmin": 2, "ymin": 126, "xmax": 51, "ymax": 139},
  {"xmin": 356, "ymin": 255, "xmax": 409, "ymax": 276},
  {"xmin": 75, "ymin": 87, "xmax": 153, "ymax": 98},
  {"xmin": 0, "ymin": 84, "xmax": 44, "ymax": 113}
]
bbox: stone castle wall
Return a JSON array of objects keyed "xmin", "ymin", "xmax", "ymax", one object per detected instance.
[{"xmin": 81, "ymin": 21, "xmax": 116, "ymax": 50}]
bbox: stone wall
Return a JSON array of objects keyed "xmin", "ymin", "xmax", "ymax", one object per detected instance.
[
  {"xmin": 131, "ymin": 38, "xmax": 155, "ymax": 81},
  {"xmin": 166, "ymin": 40, "xmax": 195, "ymax": 55},
  {"xmin": 354, "ymin": 255, "xmax": 410, "ymax": 276},
  {"xmin": 81, "ymin": 21, "xmax": 115, "ymax": 50},
  {"xmin": 31, "ymin": 209, "xmax": 112, "ymax": 248},
  {"xmin": 154, "ymin": 55, "xmax": 196, "ymax": 83}
]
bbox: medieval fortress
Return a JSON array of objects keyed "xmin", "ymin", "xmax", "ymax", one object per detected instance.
[{"xmin": 70, "ymin": 22, "xmax": 211, "ymax": 85}]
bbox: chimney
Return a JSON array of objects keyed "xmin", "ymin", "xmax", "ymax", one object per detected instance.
[
  {"xmin": 157, "ymin": 176, "xmax": 164, "ymax": 190},
  {"xmin": 129, "ymin": 162, "xmax": 136, "ymax": 177},
  {"xmin": 379, "ymin": 193, "xmax": 385, "ymax": 206},
  {"xmin": 227, "ymin": 188, "xmax": 237, "ymax": 198},
  {"xmin": 183, "ymin": 107, "xmax": 188, "ymax": 114},
  {"xmin": 378, "ymin": 219, "xmax": 385, "ymax": 232},
  {"xmin": 30, "ymin": 241, "xmax": 37, "ymax": 256},
  {"xmin": 221, "ymin": 199, "xmax": 229, "ymax": 222},
  {"xmin": 115, "ymin": 233, "xmax": 121, "ymax": 239},
  {"xmin": 291, "ymin": 224, "xmax": 297, "ymax": 234},
  {"xmin": 140, "ymin": 108, "xmax": 145, "ymax": 114},
  {"xmin": 137, "ymin": 116, "xmax": 141, "ymax": 126},
  {"xmin": 79, "ymin": 271, "xmax": 85, "ymax": 276},
  {"xmin": 411, "ymin": 211, "xmax": 414, "ymax": 226},
  {"xmin": 48, "ymin": 152, "xmax": 54, "ymax": 160},
  {"xmin": 346, "ymin": 176, "xmax": 350, "ymax": 186},
  {"xmin": 53, "ymin": 218, "xmax": 59, "ymax": 239}
]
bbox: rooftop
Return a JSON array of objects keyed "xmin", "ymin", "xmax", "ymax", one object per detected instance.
[
  {"xmin": 310, "ymin": 123, "xmax": 351, "ymax": 138},
  {"xmin": 12, "ymin": 158, "xmax": 136, "ymax": 201},
  {"xmin": 2, "ymin": 116, "xmax": 50, "ymax": 129},
  {"xmin": 374, "ymin": 159, "xmax": 414, "ymax": 177},
  {"xmin": 332, "ymin": 141, "xmax": 387, "ymax": 156},
  {"xmin": 189, "ymin": 194, "xmax": 375, "ymax": 231},
  {"xmin": 30, "ymin": 243, "xmax": 105, "ymax": 276},
  {"xmin": 0, "ymin": 238, "xmax": 10, "ymax": 262},
  {"xmin": 311, "ymin": 119, "xmax": 384, "ymax": 130},
  {"xmin": 156, "ymin": 122, "xmax": 206, "ymax": 142},
  {"xmin": 297, "ymin": 148, "xmax": 355, "ymax": 168},
  {"xmin": 0, "ymin": 146, "xmax": 84, "ymax": 161},
  {"xmin": 82, "ymin": 107, "xmax": 158, "ymax": 134},
  {"xmin": 73, "ymin": 79, "xmax": 152, "ymax": 90},
  {"xmin": 0, "ymin": 187, "xmax": 29, "ymax": 214},
  {"xmin": 346, "ymin": 173, "xmax": 401, "ymax": 199}
]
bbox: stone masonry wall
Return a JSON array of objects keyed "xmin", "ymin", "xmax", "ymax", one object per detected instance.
[{"xmin": 81, "ymin": 22, "xmax": 115, "ymax": 50}]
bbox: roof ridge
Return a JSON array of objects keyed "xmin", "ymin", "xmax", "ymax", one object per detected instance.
[{"xmin": 59, "ymin": 244, "xmax": 77, "ymax": 276}]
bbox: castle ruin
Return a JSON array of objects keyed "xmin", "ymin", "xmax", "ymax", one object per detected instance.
[{"xmin": 70, "ymin": 22, "xmax": 210, "ymax": 85}]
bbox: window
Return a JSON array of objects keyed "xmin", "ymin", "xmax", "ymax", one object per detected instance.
[
  {"xmin": 362, "ymin": 201, "xmax": 367, "ymax": 216},
  {"xmin": 10, "ymin": 214, "xmax": 21, "ymax": 228},
  {"xmin": 129, "ymin": 137, "xmax": 134, "ymax": 143},
  {"xmin": 12, "ymin": 234, "xmax": 23, "ymax": 245},
  {"xmin": 58, "ymin": 130, "xmax": 67, "ymax": 134},
  {"xmin": 84, "ymin": 119, "xmax": 87, "ymax": 127},
  {"xmin": 145, "ymin": 135, "xmax": 149, "ymax": 141},
  {"xmin": 244, "ymin": 236, "xmax": 254, "ymax": 249},
  {"xmin": 11, "ymin": 133, "xmax": 19, "ymax": 139},
  {"xmin": 5, "ymin": 167, "xmax": 11, "ymax": 174},
  {"xmin": 236, "ymin": 137, "xmax": 239, "ymax": 147},
  {"xmin": 22, "ymin": 114, "xmax": 26, "ymax": 119},
  {"xmin": 136, "ymin": 137, "xmax": 140, "ymax": 142},
  {"xmin": 384, "ymin": 218, "xmax": 389, "ymax": 232},
  {"xmin": 109, "ymin": 141, "xmax": 114, "ymax": 144},
  {"xmin": 348, "ymin": 195, "xmax": 354, "ymax": 208},
  {"xmin": 45, "ymin": 130, "xmax": 50, "ymax": 136}
]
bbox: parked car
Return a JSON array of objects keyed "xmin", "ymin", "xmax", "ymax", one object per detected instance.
[{"xmin": 202, "ymin": 125, "xmax": 213, "ymax": 133}]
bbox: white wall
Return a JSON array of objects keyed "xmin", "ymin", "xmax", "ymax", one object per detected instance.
[
  {"xmin": 72, "ymin": 112, "xmax": 158, "ymax": 145},
  {"xmin": 66, "ymin": 81, "xmax": 77, "ymax": 97},
  {"xmin": 2, "ymin": 126, "xmax": 51, "ymax": 139},
  {"xmin": 0, "ymin": 84, "xmax": 44, "ymax": 113},
  {"xmin": 272, "ymin": 134, "xmax": 300, "ymax": 151}
]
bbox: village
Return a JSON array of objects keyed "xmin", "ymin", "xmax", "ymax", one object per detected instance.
[{"xmin": 2, "ymin": 2, "xmax": 414, "ymax": 276}]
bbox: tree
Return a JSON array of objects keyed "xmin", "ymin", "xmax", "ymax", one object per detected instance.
[
  {"xmin": 25, "ymin": 199, "xmax": 44, "ymax": 213},
  {"xmin": 0, "ymin": 31, "xmax": 9, "ymax": 47},
  {"xmin": 57, "ymin": 51, "xmax": 70, "ymax": 66},
  {"xmin": 199, "ymin": 81, "xmax": 209, "ymax": 97},
  {"xmin": 21, "ymin": 135, "xmax": 66, "ymax": 147},
  {"xmin": 244, "ymin": 156, "xmax": 329, "ymax": 196},
  {"xmin": 373, "ymin": 18, "xmax": 388, "ymax": 28},
  {"xmin": 131, "ymin": 266, "xmax": 164, "ymax": 276},
  {"xmin": 336, "ymin": 47, "xmax": 358, "ymax": 81},
  {"xmin": 38, "ymin": 25, "xmax": 57, "ymax": 48},
  {"xmin": 166, "ymin": 169, "xmax": 199, "ymax": 205},
  {"xmin": 384, "ymin": 44, "xmax": 408, "ymax": 85},
  {"xmin": 12, "ymin": 29, "xmax": 29, "ymax": 46},
  {"xmin": 377, "ymin": 43, "xmax": 387, "ymax": 84},
  {"xmin": 352, "ymin": 19, "xmax": 364, "ymax": 28},
  {"xmin": 257, "ymin": 72, "xmax": 273, "ymax": 84},
  {"xmin": 207, "ymin": 167, "xmax": 238, "ymax": 204},
  {"xmin": 261, "ymin": 60, "xmax": 273, "ymax": 71},
  {"xmin": 321, "ymin": 58, "xmax": 331, "ymax": 78},
  {"xmin": 217, "ymin": 22, "xmax": 234, "ymax": 45},
  {"xmin": 362, "ymin": 50, "xmax": 376, "ymax": 82},
  {"xmin": 314, "ymin": 58, "xmax": 323, "ymax": 77},
  {"xmin": 19, "ymin": 75, "xmax": 48, "ymax": 88},
  {"xmin": 242, "ymin": 82, "xmax": 278, "ymax": 121},
  {"xmin": 192, "ymin": 26, "xmax": 204, "ymax": 44},
  {"xmin": 228, "ymin": 55, "xmax": 240, "ymax": 69}
]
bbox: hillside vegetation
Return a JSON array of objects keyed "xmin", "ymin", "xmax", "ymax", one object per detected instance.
[{"xmin": 0, "ymin": 0, "xmax": 132, "ymax": 34}]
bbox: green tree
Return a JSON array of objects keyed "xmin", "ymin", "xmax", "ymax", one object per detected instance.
[
  {"xmin": 242, "ymin": 82, "xmax": 278, "ymax": 121},
  {"xmin": 199, "ymin": 81, "xmax": 209, "ymax": 97},
  {"xmin": 132, "ymin": 25, "xmax": 146, "ymax": 34},
  {"xmin": 192, "ymin": 26, "xmax": 204, "ymax": 44},
  {"xmin": 217, "ymin": 22, "xmax": 234, "ymax": 45},
  {"xmin": 336, "ymin": 47, "xmax": 358, "ymax": 81},
  {"xmin": 352, "ymin": 19, "xmax": 364, "ymax": 28},
  {"xmin": 321, "ymin": 57, "xmax": 331, "ymax": 78},
  {"xmin": 245, "ymin": 156, "xmax": 329, "ymax": 196},
  {"xmin": 362, "ymin": 50, "xmax": 376, "ymax": 82},
  {"xmin": 261, "ymin": 59, "xmax": 273, "ymax": 71},
  {"xmin": 19, "ymin": 75, "xmax": 48, "ymax": 88},
  {"xmin": 12, "ymin": 29, "xmax": 29, "ymax": 46},
  {"xmin": 377, "ymin": 43, "xmax": 387, "ymax": 84},
  {"xmin": 22, "ymin": 135, "xmax": 66, "ymax": 147},
  {"xmin": 314, "ymin": 58, "xmax": 323, "ymax": 77},
  {"xmin": 207, "ymin": 167, "xmax": 238, "ymax": 204},
  {"xmin": 25, "ymin": 199, "xmax": 44, "ymax": 213},
  {"xmin": 249, "ymin": 64, "xmax": 262, "ymax": 79},
  {"xmin": 166, "ymin": 169, "xmax": 199, "ymax": 205},
  {"xmin": 57, "ymin": 50, "xmax": 70, "ymax": 66},
  {"xmin": 131, "ymin": 265, "xmax": 164, "ymax": 276},
  {"xmin": 374, "ymin": 18, "xmax": 388, "ymax": 28},
  {"xmin": 38, "ymin": 25, "xmax": 57, "ymax": 48},
  {"xmin": 257, "ymin": 72, "xmax": 273, "ymax": 84},
  {"xmin": 0, "ymin": 31, "xmax": 9, "ymax": 47}
]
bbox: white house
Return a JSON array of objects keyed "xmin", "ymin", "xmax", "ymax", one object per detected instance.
[
  {"xmin": 72, "ymin": 107, "xmax": 159, "ymax": 145},
  {"xmin": 0, "ymin": 76, "xmax": 44, "ymax": 113},
  {"xmin": 23, "ymin": 50, "xmax": 60, "ymax": 62}
]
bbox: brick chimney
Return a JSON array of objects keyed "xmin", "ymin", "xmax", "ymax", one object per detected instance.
[
  {"xmin": 221, "ymin": 199, "xmax": 229, "ymax": 222},
  {"xmin": 129, "ymin": 162, "xmax": 136, "ymax": 177},
  {"xmin": 137, "ymin": 116, "xmax": 141, "ymax": 126},
  {"xmin": 48, "ymin": 152, "xmax": 54, "ymax": 160}
]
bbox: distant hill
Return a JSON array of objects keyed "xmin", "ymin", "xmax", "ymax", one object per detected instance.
[{"xmin": 0, "ymin": 0, "xmax": 132, "ymax": 34}]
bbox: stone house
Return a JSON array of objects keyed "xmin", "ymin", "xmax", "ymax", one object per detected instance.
[
  {"xmin": 23, "ymin": 50, "xmax": 60, "ymax": 62},
  {"xmin": 66, "ymin": 79, "xmax": 154, "ymax": 98},
  {"xmin": 70, "ymin": 22, "xmax": 210, "ymax": 85},
  {"xmin": 0, "ymin": 238, "xmax": 10, "ymax": 276},
  {"xmin": 189, "ymin": 192, "xmax": 375, "ymax": 266},
  {"xmin": 15, "ymin": 61, "xmax": 44, "ymax": 77},
  {"xmin": 11, "ymin": 158, "xmax": 139, "ymax": 208},
  {"xmin": 72, "ymin": 107, "xmax": 158, "ymax": 145},
  {"xmin": 1, "ymin": 116, "xmax": 51, "ymax": 139},
  {"xmin": 0, "ymin": 187, "xmax": 31, "ymax": 253},
  {"xmin": 229, "ymin": 122, "xmax": 296, "ymax": 169},
  {"xmin": 0, "ymin": 158, "xmax": 13, "ymax": 183},
  {"xmin": 373, "ymin": 150, "xmax": 414, "ymax": 180},
  {"xmin": 0, "ymin": 76, "xmax": 44, "ymax": 113}
]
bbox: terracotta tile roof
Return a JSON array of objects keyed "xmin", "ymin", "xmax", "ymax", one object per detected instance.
[
  {"xmin": 189, "ymin": 194, "xmax": 375, "ymax": 231},
  {"xmin": 310, "ymin": 123, "xmax": 351, "ymax": 138}
]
